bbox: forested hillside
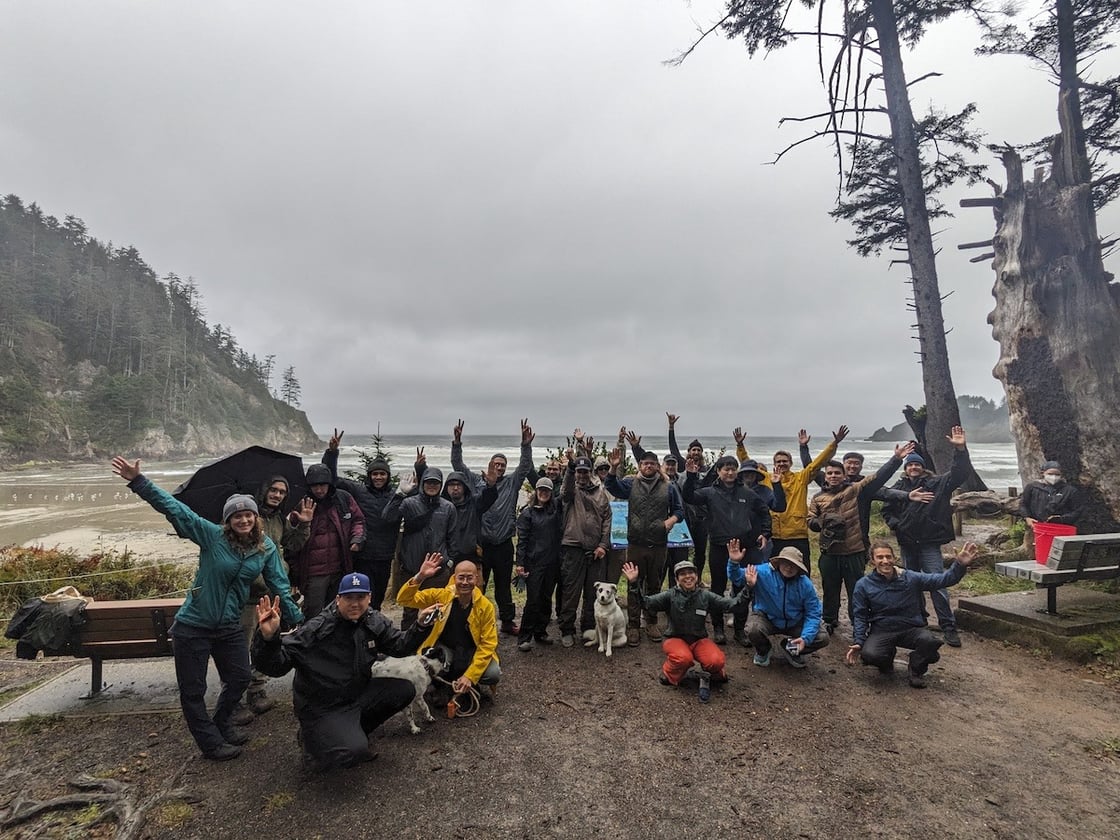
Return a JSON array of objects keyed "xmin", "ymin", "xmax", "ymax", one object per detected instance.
[
  {"xmin": 0, "ymin": 193, "xmax": 321, "ymax": 461},
  {"xmin": 868, "ymin": 395, "xmax": 1011, "ymax": 443}
]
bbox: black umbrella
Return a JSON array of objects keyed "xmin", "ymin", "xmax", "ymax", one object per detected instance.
[{"xmin": 172, "ymin": 446, "xmax": 307, "ymax": 524}]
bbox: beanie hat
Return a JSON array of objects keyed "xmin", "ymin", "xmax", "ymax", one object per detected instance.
[
  {"xmin": 222, "ymin": 494, "xmax": 258, "ymax": 522},
  {"xmin": 638, "ymin": 450, "xmax": 659, "ymax": 464},
  {"xmin": 688, "ymin": 439, "xmax": 703, "ymax": 451},
  {"xmin": 1040, "ymin": 460, "xmax": 1061, "ymax": 472},
  {"xmin": 306, "ymin": 463, "xmax": 333, "ymax": 485},
  {"xmin": 903, "ymin": 453, "xmax": 925, "ymax": 467},
  {"xmin": 367, "ymin": 458, "xmax": 391, "ymax": 474}
]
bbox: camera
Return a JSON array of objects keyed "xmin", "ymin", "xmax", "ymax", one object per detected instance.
[{"xmin": 785, "ymin": 639, "xmax": 800, "ymax": 655}]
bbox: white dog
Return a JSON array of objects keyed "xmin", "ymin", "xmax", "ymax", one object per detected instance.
[
  {"xmin": 368, "ymin": 647, "xmax": 447, "ymax": 734},
  {"xmin": 593, "ymin": 582, "xmax": 628, "ymax": 657}
]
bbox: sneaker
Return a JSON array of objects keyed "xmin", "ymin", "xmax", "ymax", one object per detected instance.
[
  {"xmin": 779, "ymin": 641, "xmax": 807, "ymax": 669},
  {"xmin": 697, "ymin": 671, "xmax": 711, "ymax": 704},
  {"xmin": 500, "ymin": 621, "xmax": 519, "ymax": 636},
  {"xmin": 217, "ymin": 725, "xmax": 249, "ymax": 746},
  {"xmin": 247, "ymin": 691, "xmax": 276, "ymax": 715},
  {"xmin": 534, "ymin": 634, "xmax": 554, "ymax": 646},
  {"xmin": 228, "ymin": 703, "xmax": 255, "ymax": 727},
  {"xmin": 203, "ymin": 743, "xmax": 242, "ymax": 761},
  {"xmin": 517, "ymin": 638, "xmax": 534, "ymax": 652},
  {"xmin": 560, "ymin": 634, "xmax": 574, "ymax": 648},
  {"xmin": 627, "ymin": 628, "xmax": 640, "ymax": 647},
  {"xmin": 943, "ymin": 628, "xmax": 962, "ymax": 648},
  {"xmin": 646, "ymin": 625, "xmax": 663, "ymax": 642},
  {"xmin": 753, "ymin": 650, "xmax": 771, "ymax": 667},
  {"xmin": 712, "ymin": 630, "xmax": 727, "ymax": 646},
  {"xmin": 908, "ymin": 669, "xmax": 928, "ymax": 689}
]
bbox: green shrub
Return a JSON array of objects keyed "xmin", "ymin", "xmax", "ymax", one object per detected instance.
[{"xmin": 0, "ymin": 545, "xmax": 194, "ymax": 616}]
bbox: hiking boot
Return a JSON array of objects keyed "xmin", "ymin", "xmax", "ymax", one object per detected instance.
[
  {"xmin": 658, "ymin": 672, "xmax": 672, "ymax": 686},
  {"xmin": 943, "ymin": 628, "xmax": 962, "ymax": 648},
  {"xmin": 534, "ymin": 634, "xmax": 554, "ymax": 646},
  {"xmin": 228, "ymin": 703, "xmax": 255, "ymax": 727},
  {"xmin": 218, "ymin": 724, "xmax": 250, "ymax": 746},
  {"xmin": 712, "ymin": 629, "xmax": 727, "ymax": 646},
  {"xmin": 628, "ymin": 628, "xmax": 640, "ymax": 647},
  {"xmin": 908, "ymin": 669, "xmax": 928, "ymax": 689},
  {"xmin": 646, "ymin": 624, "xmax": 663, "ymax": 642},
  {"xmin": 779, "ymin": 640, "xmax": 807, "ymax": 669},
  {"xmin": 697, "ymin": 671, "xmax": 711, "ymax": 704},
  {"xmin": 877, "ymin": 663, "xmax": 896, "ymax": 676},
  {"xmin": 247, "ymin": 690, "xmax": 276, "ymax": 715},
  {"xmin": 203, "ymin": 743, "xmax": 242, "ymax": 761},
  {"xmin": 753, "ymin": 650, "xmax": 771, "ymax": 667},
  {"xmin": 733, "ymin": 630, "xmax": 752, "ymax": 648},
  {"xmin": 500, "ymin": 621, "xmax": 519, "ymax": 636},
  {"xmin": 518, "ymin": 638, "xmax": 534, "ymax": 652},
  {"xmin": 560, "ymin": 634, "xmax": 574, "ymax": 648},
  {"xmin": 824, "ymin": 622, "xmax": 836, "ymax": 636}
]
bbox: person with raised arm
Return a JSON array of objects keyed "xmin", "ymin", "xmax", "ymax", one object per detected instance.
[
  {"xmin": 451, "ymin": 418, "xmax": 536, "ymax": 635},
  {"xmin": 111, "ymin": 456, "xmax": 303, "ymax": 761}
]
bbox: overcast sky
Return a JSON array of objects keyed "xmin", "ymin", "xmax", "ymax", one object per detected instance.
[{"xmin": 2, "ymin": 1, "xmax": 1116, "ymax": 438}]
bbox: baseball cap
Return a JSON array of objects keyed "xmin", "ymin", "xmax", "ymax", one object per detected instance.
[{"xmin": 338, "ymin": 572, "xmax": 371, "ymax": 595}]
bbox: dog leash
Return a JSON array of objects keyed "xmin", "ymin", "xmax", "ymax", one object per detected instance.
[{"xmin": 433, "ymin": 674, "xmax": 481, "ymax": 718}]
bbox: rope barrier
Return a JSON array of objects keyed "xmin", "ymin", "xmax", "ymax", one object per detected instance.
[{"xmin": 0, "ymin": 560, "xmax": 185, "ymax": 587}]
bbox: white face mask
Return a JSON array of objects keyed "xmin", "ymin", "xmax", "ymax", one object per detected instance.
[{"xmin": 1044, "ymin": 474, "xmax": 1062, "ymax": 486}]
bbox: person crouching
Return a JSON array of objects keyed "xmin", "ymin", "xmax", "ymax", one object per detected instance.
[
  {"xmin": 623, "ymin": 558, "xmax": 747, "ymax": 703},
  {"xmin": 252, "ymin": 573, "xmax": 435, "ymax": 770}
]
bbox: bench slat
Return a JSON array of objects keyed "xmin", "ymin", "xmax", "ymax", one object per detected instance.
[
  {"xmin": 996, "ymin": 559, "xmax": 1120, "ymax": 583},
  {"xmin": 1047, "ymin": 534, "xmax": 1120, "ymax": 570},
  {"xmin": 80, "ymin": 640, "xmax": 179, "ymax": 658}
]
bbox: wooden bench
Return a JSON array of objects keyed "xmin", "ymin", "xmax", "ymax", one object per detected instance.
[
  {"xmin": 63, "ymin": 599, "xmax": 184, "ymax": 697},
  {"xmin": 995, "ymin": 533, "xmax": 1120, "ymax": 615}
]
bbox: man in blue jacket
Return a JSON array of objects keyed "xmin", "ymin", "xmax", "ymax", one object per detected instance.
[
  {"xmin": 728, "ymin": 542, "xmax": 827, "ymax": 668},
  {"xmin": 846, "ymin": 540, "xmax": 978, "ymax": 688},
  {"xmin": 881, "ymin": 426, "xmax": 973, "ymax": 647}
]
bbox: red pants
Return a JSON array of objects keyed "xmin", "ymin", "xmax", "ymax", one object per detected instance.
[{"xmin": 661, "ymin": 637, "xmax": 726, "ymax": 685}]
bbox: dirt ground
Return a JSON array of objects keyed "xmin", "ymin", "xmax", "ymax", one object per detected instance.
[{"xmin": 2, "ymin": 594, "xmax": 1120, "ymax": 840}]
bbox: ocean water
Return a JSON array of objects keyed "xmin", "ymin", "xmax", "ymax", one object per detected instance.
[
  {"xmin": 0, "ymin": 433, "xmax": 1021, "ymax": 549},
  {"xmin": 0, "ymin": 433, "xmax": 1022, "ymax": 508},
  {"xmin": 324, "ymin": 433, "xmax": 1023, "ymax": 491}
]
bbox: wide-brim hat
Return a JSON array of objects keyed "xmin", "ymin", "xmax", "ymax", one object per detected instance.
[{"xmin": 774, "ymin": 546, "xmax": 809, "ymax": 575}]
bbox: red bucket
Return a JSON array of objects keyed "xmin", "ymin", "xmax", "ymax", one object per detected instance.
[{"xmin": 1034, "ymin": 521, "xmax": 1077, "ymax": 565}]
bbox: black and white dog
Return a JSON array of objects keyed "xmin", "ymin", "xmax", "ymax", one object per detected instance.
[{"xmin": 369, "ymin": 646, "xmax": 448, "ymax": 734}]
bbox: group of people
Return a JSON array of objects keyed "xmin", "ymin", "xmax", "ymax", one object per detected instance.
[{"xmin": 111, "ymin": 414, "xmax": 1079, "ymax": 765}]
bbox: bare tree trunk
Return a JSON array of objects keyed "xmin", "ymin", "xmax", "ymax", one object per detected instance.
[
  {"xmin": 988, "ymin": 0, "xmax": 1120, "ymax": 531},
  {"xmin": 869, "ymin": 0, "xmax": 966, "ymax": 477}
]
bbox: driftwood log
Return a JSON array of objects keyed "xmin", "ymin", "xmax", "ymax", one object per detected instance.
[{"xmin": 950, "ymin": 491, "xmax": 1021, "ymax": 517}]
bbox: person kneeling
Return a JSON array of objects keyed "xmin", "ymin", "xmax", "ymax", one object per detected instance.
[
  {"xmin": 397, "ymin": 554, "xmax": 501, "ymax": 708},
  {"xmin": 845, "ymin": 541, "xmax": 978, "ymax": 688},
  {"xmin": 622, "ymin": 558, "xmax": 746, "ymax": 703},
  {"xmin": 728, "ymin": 541, "xmax": 829, "ymax": 668},
  {"xmin": 252, "ymin": 573, "xmax": 436, "ymax": 770}
]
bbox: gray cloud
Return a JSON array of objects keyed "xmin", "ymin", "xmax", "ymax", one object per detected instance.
[{"xmin": 2, "ymin": 2, "xmax": 1115, "ymax": 438}]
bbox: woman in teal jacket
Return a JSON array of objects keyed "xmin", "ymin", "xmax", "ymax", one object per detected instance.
[{"xmin": 112, "ymin": 457, "xmax": 303, "ymax": 761}]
